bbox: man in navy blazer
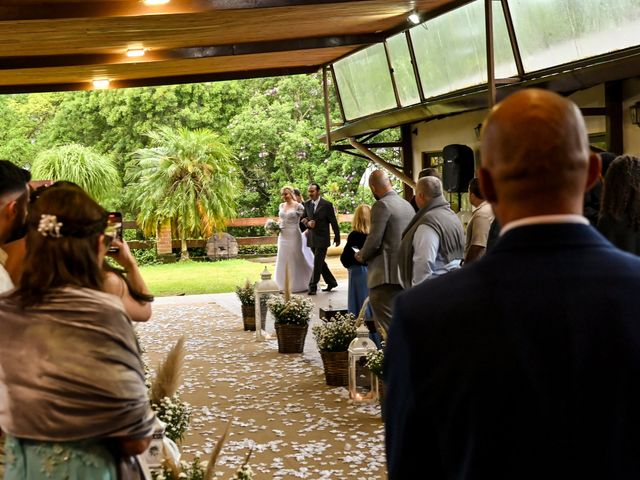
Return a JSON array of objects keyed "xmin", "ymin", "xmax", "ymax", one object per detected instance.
[{"xmin": 385, "ymin": 89, "xmax": 640, "ymax": 479}]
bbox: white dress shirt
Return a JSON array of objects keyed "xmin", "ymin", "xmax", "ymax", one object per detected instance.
[{"xmin": 411, "ymin": 225, "xmax": 462, "ymax": 286}]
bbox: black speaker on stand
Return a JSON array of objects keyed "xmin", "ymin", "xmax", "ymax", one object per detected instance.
[{"xmin": 442, "ymin": 144, "xmax": 475, "ymax": 193}]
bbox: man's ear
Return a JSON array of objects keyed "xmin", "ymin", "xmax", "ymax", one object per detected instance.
[
  {"xmin": 477, "ymin": 167, "xmax": 497, "ymax": 203},
  {"xmin": 585, "ymin": 152, "xmax": 602, "ymax": 191}
]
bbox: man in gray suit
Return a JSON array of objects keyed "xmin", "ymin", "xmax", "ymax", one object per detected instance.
[{"xmin": 355, "ymin": 170, "xmax": 414, "ymax": 338}]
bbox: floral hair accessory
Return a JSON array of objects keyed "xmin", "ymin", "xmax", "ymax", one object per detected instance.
[{"xmin": 37, "ymin": 214, "xmax": 63, "ymax": 238}]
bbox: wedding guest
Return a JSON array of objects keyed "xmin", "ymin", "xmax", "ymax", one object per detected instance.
[
  {"xmin": 340, "ymin": 204, "xmax": 377, "ymax": 342},
  {"xmin": 386, "ymin": 88, "xmax": 640, "ymax": 479},
  {"xmin": 0, "ymin": 161, "xmax": 30, "ymax": 292},
  {"xmin": 0, "ymin": 184, "xmax": 155, "ymax": 479},
  {"xmin": 103, "ymin": 238, "xmax": 154, "ymax": 322},
  {"xmin": 464, "ymin": 177, "xmax": 494, "ymax": 264},
  {"xmin": 597, "ymin": 154, "xmax": 640, "ymax": 255},
  {"xmin": 293, "ymin": 187, "xmax": 315, "ymax": 262}
]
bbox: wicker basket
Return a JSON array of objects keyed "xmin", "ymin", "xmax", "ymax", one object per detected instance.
[
  {"xmin": 319, "ymin": 350, "xmax": 349, "ymax": 386},
  {"xmin": 241, "ymin": 302, "xmax": 267, "ymax": 331},
  {"xmin": 274, "ymin": 323, "xmax": 308, "ymax": 353}
]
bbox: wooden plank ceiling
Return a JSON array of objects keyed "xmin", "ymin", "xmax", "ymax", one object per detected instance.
[{"xmin": 0, "ymin": 0, "xmax": 468, "ymax": 93}]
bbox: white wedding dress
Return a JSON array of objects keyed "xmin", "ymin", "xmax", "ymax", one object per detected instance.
[{"xmin": 274, "ymin": 203, "xmax": 314, "ymax": 293}]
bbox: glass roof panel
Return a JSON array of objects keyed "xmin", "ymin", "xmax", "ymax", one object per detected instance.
[
  {"xmin": 333, "ymin": 43, "xmax": 398, "ymax": 121},
  {"xmin": 509, "ymin": 0, "xmax": 640, "ymax": 72},
  {"xmin": 409, "ymin": 0, "xmax": 517, "ymax": 98},
  {"xmin": 386, "ymin": 33, "xmax": 421, "ymax": 107}
]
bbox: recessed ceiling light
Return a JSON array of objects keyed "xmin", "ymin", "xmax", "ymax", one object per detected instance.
[
  {"xmin": 143, "ymin": 0, "xmax": 170, "ymax": 5},
  {"xmin": 92, "ymin": 79, "xmax": 110, "ymax": 89},
  {"xmin": 408, "ymin": 13, "xmax": 421, "ymax": 25},
  {"xmin": 126, "ymin": 48, "xmax": 146, "ymax": 58}
]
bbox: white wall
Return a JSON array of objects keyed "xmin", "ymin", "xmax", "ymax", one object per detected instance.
[{"xmin": 409, "ymin": 82, "xmax": 640, "ymax": 178}]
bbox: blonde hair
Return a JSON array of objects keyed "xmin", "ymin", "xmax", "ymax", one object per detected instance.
[
  {"xmin": 280, "ymin": 186, "xmax": 294, "ymax": 196},
  {"xmin": 352, "ymin": 204, "xmax": 371, "ymax": 234}
]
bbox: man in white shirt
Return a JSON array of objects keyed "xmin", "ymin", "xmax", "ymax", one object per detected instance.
[
  {"xmin": 0, "ymin": 160, "xmax": 31, "ymax": 293},
  {"xmin": 397, "ymin": 176, "xmax": 465, "ymax": 288},
  {"xmin": 464, "ymin": 177, "xmax": 495, "ymax": 264}
]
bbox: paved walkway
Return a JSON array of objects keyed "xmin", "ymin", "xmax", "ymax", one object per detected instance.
[
  {"xmin": 143, "ymin": 264, "xmax": 386, "ymax": 479},
  {"xmin": 155, "ymin": 255, "xmax": 351, "ymax": 366}
]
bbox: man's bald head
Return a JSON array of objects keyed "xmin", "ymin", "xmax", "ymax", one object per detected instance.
[
  {"xmin": 478, "ymin": 89, "xmax": 599, "ymax": 223},
  {"xmin": 369, "ymin": 169, "xmax": 393, "ymax": 199}
]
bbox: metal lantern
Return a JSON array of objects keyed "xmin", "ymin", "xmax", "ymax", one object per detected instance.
[
  {"xmin": 254, "ymin": 266, "xmax": 279, "ymax": 341},
  {"xmin": 348, "ymin": 324, "xmax": 379, "ymax": 403}
]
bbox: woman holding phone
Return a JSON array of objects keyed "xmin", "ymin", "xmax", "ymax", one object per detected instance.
[{"xmin": 0, "ymin": 184, "xmax": 154, "ymax": 479}]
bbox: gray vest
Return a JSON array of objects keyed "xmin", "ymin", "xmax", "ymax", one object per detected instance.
[{"xmin": 398, "ymin": 195, "xmax": 465, "ymax": 288}]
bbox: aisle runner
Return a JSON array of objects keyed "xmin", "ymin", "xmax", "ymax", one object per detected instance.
[{"xmin": 137, "ymin": 302, "xmax": 386, "ymax": 479}]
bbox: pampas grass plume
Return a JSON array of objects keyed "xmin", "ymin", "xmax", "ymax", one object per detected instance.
[{"xmin": 150, "ymin": 336, "xmax": 186, "ymax": 404}]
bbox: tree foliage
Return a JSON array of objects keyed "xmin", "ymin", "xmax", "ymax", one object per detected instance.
[
  {"xmin": 31, "ymin": 143, "xmax": 120, "ymax": 204},
  {"xmin": 0, "ymin": 74, "xmax": 380, "ymax": 236},
  {"xmin": 127, "ymin": 127, "xmax": 239, "ymax": 258}
]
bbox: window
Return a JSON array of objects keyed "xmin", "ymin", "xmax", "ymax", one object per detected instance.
[
  {"xmin": 509, "ymin": 0, "xmax": 640, "ymax": 72},
  {"xmin": 409, "ymin": 0, "xmax": 517, "ymax": 98},
  {"xmin": 333, "ymin": 44, "xmax": 398, "ymax": 120},
  {"xmin": 386, "ymin": 33, "xmax": 421, "ymax": 107}
]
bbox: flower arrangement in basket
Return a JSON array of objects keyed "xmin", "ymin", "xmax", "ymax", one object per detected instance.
[
  {"xmin": 312, "ymin": 312, "xmax": 357, "ymax": 352},
  {"xmin": 268, "ymin": 268, "xmax": 314, "ymax": 353},
  {"xmin": 313, "ymin": 312, "xmax": 357, "ymax": 386},
  {"xmin": 264, "ymin": 218, "xmax": 281, "ymax": 236},
  {"xmin": 235, "ymin": 279, "xmax": 269, "ymax": 331},
  {"xmin": 267, "ymin": 293, "xmax": 314, "ymax": 326},
  {"xmin": 235, "ymin": 280, "xmax": 255, "ymax": 306}
]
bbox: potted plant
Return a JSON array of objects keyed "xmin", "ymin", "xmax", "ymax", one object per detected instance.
[
  {"xmin": 235, "ymin": 280, "xmax": 267, "ymax": 331},
  {"xmin": 312, "ymin": 312, "xmax": 357, "ymax": 386},
  {"xmin": 267, "ymin": 292, "xmax": 314, "ymax": 353}
]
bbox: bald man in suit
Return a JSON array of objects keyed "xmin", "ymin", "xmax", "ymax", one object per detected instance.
[{"xmin": 385, "ymin": 89, "xmax": 640, "ymax": 479}]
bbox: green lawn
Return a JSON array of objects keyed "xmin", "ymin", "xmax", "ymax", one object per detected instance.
[{"xmin": 139, "ymin": 258, "xmax": 276, "ymax": 296}]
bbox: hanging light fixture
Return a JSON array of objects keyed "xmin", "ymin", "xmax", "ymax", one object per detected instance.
[
  {"xmin": 408, "ymin": 12, "xmax": 421, "ymax": 25},
  {"xmin": 92, "ymin": 79, "xmax": 110, "ymax": 89},
  {"xmin": 126, "ymin": 48, "xmax": 146, "ymax": 58},
  {"xmin": 143, "ymin": 0, "xmax": 170, "ymax": 5}
]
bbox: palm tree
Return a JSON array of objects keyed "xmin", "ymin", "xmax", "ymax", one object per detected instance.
[
  {"xmin": 32, "ymin": 143, "xmax": 120, "ymax": 203},
  {"xmin": 127, "ymin": 126, "xmax": 239, "ymax": 260}
]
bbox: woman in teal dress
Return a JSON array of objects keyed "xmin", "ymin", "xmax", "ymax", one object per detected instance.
[{"xmin": 0, "ymin": 185, "xmax": 155, "ymax": 479}]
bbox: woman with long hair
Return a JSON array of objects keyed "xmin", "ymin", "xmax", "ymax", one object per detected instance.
[
  {"xmin": 597, "ymin": 154, "xmax": 640, "ymax": 255},
  {"xmin": 340, "ymin": 204, "xmax": 378, "ymax": 343},
  {"xmin": 274, "ymin": 186, "xmax": 313, "ymax": 292},
  {"xmin": 0, "ymin": 185, "xmax": 154, "ymax": 479}
]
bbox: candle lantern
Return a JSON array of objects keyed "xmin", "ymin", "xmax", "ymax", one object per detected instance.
[
  {"xmin": 348, "ymin": 324, "xmax": 379, "ymax": 403},
  {"xmin": 254, "ymin": 266, "xmax": 279, "ymax": 341}
]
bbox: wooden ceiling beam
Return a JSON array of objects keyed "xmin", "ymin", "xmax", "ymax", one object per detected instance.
[
  {"xmin": 0, "ymin": 65, "xmax": 320, "ymax": 94},
  {"xmin": 0, "ymin": 34, "xmax": 375, "ymax": 70},
  {"xmin": 0, "ymin": 0, "xmax": 371, "ymax": 21}
]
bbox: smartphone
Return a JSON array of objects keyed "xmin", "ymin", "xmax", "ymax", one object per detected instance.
[{"xmin": 107, "ymin": 212, "xmax": 123, "ymax": 253}]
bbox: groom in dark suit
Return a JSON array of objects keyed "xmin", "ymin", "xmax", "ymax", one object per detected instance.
[
  {"xmin": 385, "ymin": 89, "xmax": 640, "ymax": 479},
  {"xmin": 302, "ymin": 183, "xmax": 340, "ymax": 295}
]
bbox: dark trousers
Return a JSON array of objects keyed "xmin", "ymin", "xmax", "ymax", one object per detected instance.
[{"xmin": 309, "ymin": 246, "xmax": 337, "ymax": 291}]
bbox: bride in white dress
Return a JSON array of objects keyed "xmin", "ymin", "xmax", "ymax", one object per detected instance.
[{"xmin": 274, "ymin": 186, "xmax": 314, "ymax": 293}]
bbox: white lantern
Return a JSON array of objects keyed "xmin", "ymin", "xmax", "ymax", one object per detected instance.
[
  {"xmin": 254, "ymin": 266, "xmax": 279, "ymax": 341},
  {"xmin": 348, "ymin": 324, "xmax": 379, "ymax": 403}
]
